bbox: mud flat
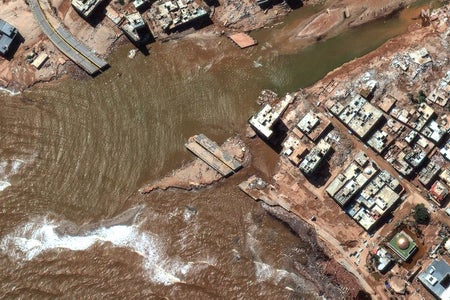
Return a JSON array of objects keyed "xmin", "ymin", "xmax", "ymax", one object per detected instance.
[
  {"xmin": 296, "ymin": 0, "xmax": 418, "ymax": 41},
  {"xmin": 139, "ymin": 136, "xmax": 249, "ymax": 193}
]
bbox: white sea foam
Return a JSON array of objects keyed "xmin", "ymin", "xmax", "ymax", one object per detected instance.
[
  {"xmin": 10, "ymin": 159, "xmax": 24, "ymax": 174},
  {"xmin": 254, "ymin": 260, "xmax": 320, "ymax": 295},
  {"xmin": 0, "ymin": 159, "xmax": 27, "ymax": 192},
  {"xmin": 0, "ymin": 218, "xmax": 190, "ymax": 285},
  {"xmin": 254, "ymin": 261, "xmax": 292, "ymax": 284},
  {"xmin": 0, "ymin": 181, "xmax": 11, "ymax": 191},
  {"xmin": 0, "ymin": 86, "xmax": 20, "ymax": 96}
]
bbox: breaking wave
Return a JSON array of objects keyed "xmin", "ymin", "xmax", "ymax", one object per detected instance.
[
  {"xmin": 0, "ymin": 86, "xmax": 20, "ymax": 96},
  {"xmin": 0, "ymin": 159, "xmax": 26, "ymax": 192},
  {"xmin": 0, "ymin": 181, "xmax": 11, "ymax": 191},
  {"xmin": 0, "ymin": 217, "xmax": 190, "ymax": 285}
]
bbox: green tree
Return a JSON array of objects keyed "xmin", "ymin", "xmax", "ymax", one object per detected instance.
[
  {"xmin": 413, "ymin": 203, "xmax": 430, "ymax": 225},
  {"xmin": 417, "ymin": 90, "xmax": 427, "ymax": 103}
]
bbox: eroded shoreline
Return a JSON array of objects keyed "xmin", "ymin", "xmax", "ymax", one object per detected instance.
[
  {"xmin": 0, "ymin": 0, "xmax": 430, "ymax": 92},
  {"xmin": 134, "ymin": 3, "xmax": 450, "ymax": 298}
]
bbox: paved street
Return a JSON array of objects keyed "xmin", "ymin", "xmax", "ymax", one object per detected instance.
[{"xmin": 28, "ymin": 0, "xmax": 107, "ymax": 74}]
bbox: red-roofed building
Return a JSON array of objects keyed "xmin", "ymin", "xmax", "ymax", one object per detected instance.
[{"xmin": 429, "ymin": 180, "xmax": 449, "ymax": 206}]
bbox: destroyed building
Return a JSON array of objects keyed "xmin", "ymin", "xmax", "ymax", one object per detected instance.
[
  {"xmin": 409, "ymin": 47, "xmax": 432, "ymax": 66},
  {"xmin": 359, "ymin": 80, "xmax": 377, "ymax": 99}
]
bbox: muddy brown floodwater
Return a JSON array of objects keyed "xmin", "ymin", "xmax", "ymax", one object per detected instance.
[{"xmin": 0, "ymin": 1, "xmax": 441, "ymax": 298}]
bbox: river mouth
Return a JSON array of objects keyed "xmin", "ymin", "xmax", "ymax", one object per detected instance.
[
  {"xmin": 0, "ymin": 0, "xmax": 442, "ymax": 297},
  {"xmin": 0, "ymin": 0, "xmax": 437, "ymax": 231}
]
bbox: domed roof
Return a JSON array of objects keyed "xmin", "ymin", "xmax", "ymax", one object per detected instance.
[{"xmin": 397, "ymin": 236, "xmax": 410, "ymax": 250}]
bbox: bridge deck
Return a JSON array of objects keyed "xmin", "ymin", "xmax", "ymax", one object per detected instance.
[{"xmin": 29, "ymin": 0, "xmax": 108, "ymax": 75}]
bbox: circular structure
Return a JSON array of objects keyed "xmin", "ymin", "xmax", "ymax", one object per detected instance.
[{"xmin": 397, "ymin": 236, "xmax": 410, "ymax": 250}]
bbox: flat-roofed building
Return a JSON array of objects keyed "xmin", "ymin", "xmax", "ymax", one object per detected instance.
[
  {"xmin": 404, "ymin": 147, "xmax": 427, "ymax": 169},
  {"xmin": 71, "ymin": 0, "xmax": 106, "ymax": 18},
  {"xmin": 31, "ymin": 52, "xmax": 48, "ymax": 69},
  {"xmin": 428, "ymin": 85, "xmax": 450, "ymax": 107},
  {"xmin": 404, "ymin": 129, "xmax": 418, "ymax": 145},
  {"xmin": 327, "ymin": 99, "xmax": 346, "ymax": 116},
  {"xmin": 388, "ymin": 149, "xmax": 414, "ymax": 177},
  {"xmin": 440, "ymin": 139, "xmax": 450, "ymax": 161},
  {"xmin": 385, "ymin": 118, "xmax": 404, "ymax": 136},
  {"xmin": 419, "ymin": 161, "xmax": 440, "ymax": 187},
  {"xmin": 133, "ymin": 0, "xmax": 147, "ymax": 10},
  {"xmin": 429, "ymin": 180, "xmax": 449, "ymax": 206},
  {"xmin": 410, "ymin": 103, "xmax": 435, "ymax": 131},
  {"xmin": 297, "ymin": 111, "xmax": 331, "ymax": 142},
  {"xmin": 299, "ymin": 139, "xmax": 331, "ymax": 175},
  {"xmin": 249, "ymin": 95, "xmax": 292, "ymax": 140},
  {"xmin": 326, "ymin": 160, "xmax": 376, "ymax": 207},
  {"xmin": 0, "ymin": 19, "xmax": 18, "ymax": 56},
  {"xmin": 418, "ymin": 259, "xmax": 450, "ymax": 300},
  {"xmin": 439, "ymin": 168, "xmax": 450, "ymax": 186},
  {"xmin": 428, "ymin": 72, "xmax": 450, "ymax": 107},
  {"xmin": 390, "ymin": 107, "xmax": 412, "ymax": 124},
  {"xmin": 352, "ymin": 175, "xmax": 400, "ymax": 231},
  {"xmin": 377, "ymin": 170, "xmax": 402, "ymax": 192},
  {"xmin": 354, "ymin": 151, "xmax": 369, "ymax": 167},
  {"xmin": 337, "ymin": 95, "xmax": 384, "ymax": 139},
  {"xmin": 421, "ymin": 120, "xmax": 446, "ymax": 144},
  {"xmin": 327, "ymin": 155, "xmax": 402, "ymax": 231},
  {"xmin": 334, "ymin": 173, "xmax": 369, "ymax": 206},
  {"xmin": 281, "ymin": 135, "xmax": 309, "ymax": 166},
  {"xmin": 367, "ymin": 130, "xmax": 390, "ymax": 154},
  {"xmin": 149, "ymin": 0, "xmax": 209, "ymax": 34},
  {"xmin": 121, "ymin": 12, "xmax": 149, "ymax": 42},
  {"xmin": 377, "ymin": 94, "xmax": 397, "ymax": 113}
]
